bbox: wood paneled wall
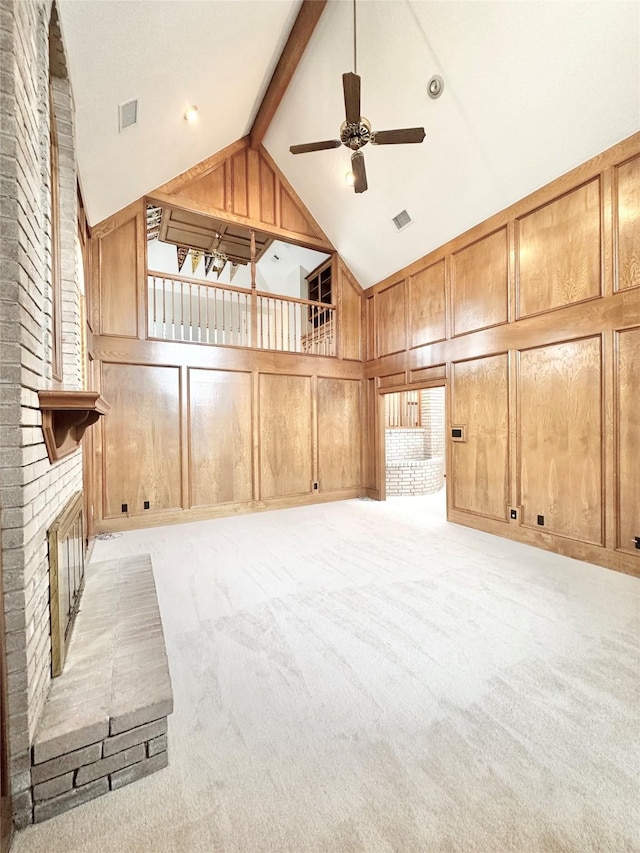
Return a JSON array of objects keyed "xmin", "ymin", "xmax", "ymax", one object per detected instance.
[
  {"xmin": 151, "ymin": 137, "xmax": 332, "ymax": 253},
  {"xmin": 364, "ymin": 133, "xmax": 640, "ymax": 576},
  {"xmin": 102, "ymin": 363, "xmax": 182, "ymax": 518},
  {"xmin": 189, "ymin": 369, "xmax": 253, "ymax": 507},
  {"xmin": 87, "ymin": 136, "xmax": 366, "ymax": 532},
  {"xmin": 450, "ymin": 354, "xmax": 509, "ymax": 521},
  {"xmin": 90, "ymin": 350, "xmax": 363, "ymax": 532}
]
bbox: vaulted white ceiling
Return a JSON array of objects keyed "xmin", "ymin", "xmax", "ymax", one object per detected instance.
[
  {"xmin": 59, "ymin": 0, "xmax": 640, "ymax": 289},
  {"xmin": 57, "ymin": 0, "xmax": 299, "ymax": 224}
]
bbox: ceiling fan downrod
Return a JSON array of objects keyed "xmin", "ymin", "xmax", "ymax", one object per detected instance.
[{"xmin": 353, "ymin": 0, "xmax": 357, "ymax": 75}]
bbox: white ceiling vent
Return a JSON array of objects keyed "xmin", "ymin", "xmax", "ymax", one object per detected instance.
[
  {"xmin": 392, "ymin": 210, "xmax": 413, "ymax": 231},
  {"xmin": 118, "ymin": 99, "xmax": 138, "ymax": 132}
]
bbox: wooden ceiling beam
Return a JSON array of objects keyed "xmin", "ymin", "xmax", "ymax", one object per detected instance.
[{"xmin": 249, "ymin": 0, "xmax": 328, "ymax": 150}]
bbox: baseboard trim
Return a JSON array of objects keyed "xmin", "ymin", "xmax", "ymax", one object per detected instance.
[
  {"xmin": 448, "ymin": 508, "xmax": 640, "ymax": 578},
  {"xmin": 93, "ymin": 489, "xmax": 366, "ymax": 534}
]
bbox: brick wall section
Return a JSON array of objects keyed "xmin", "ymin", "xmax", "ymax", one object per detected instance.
[
  {"xmin": 0, "ymin": 0, "xmax": 83, "ymax": 828},
  {"xmin": 421, "ymin": 387, "xmax": 446, "ymax": 457},
  {"xmin": 385, "ymin": 388, "xmax": 446, "ymax": 496},
  {"xmin": 385, "ymin": 429, "xmax": 428, "ymax": 463},
  {"xmin": 386, "ymin": 458, "xmax": 445, "ymax": 496}
]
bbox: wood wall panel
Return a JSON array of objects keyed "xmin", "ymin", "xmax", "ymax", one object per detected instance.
[
  {"xmin": 339, "ymin": 263, "xmax": 363, "ymax": 361},
  {"xmin": 259, "ymin": 157, "xmax": 276, "ymax": 225},
  {"xmin": 377, "ymin": 281, "xmax": 407, "ymax": 356},
  {"xmin": 452, "ymin": 228, "xmax": 508, "ymax": 336},
  {"xmin": 259, "ymin": 373, "xmax": 312, "ymax": 498},
  {"xmin": 317, "ymin": 378, "xmax": 361, "ymax": 491},
  {"xmin": 188, "ymin": 369, "xmax": 253, "ymax": 507},
  {"xmin": 519, "ymin": 337, "xmax": 602, "ymax": 544},
  {"xmin": 280, "ymin": 188, "xmax": 314, "ymax": 237},
  {"xmin": 155, "ymin": 140, "xmax": 332, "ymax": 250},
  {"xmin": 615, "ymin": 155, "xmax": 640, "ymax": 291},
  {"xmin": 176, "ymin": 163, "xmax": 227, "ymax": 210},
  {"xmin": 517, "ymin": 179, "xmax": 601, "ymax": 316},
  {"xmin": 378, "ymin": 372, "xmax": 406, "ymax": 389},
  {"xmin": 366, "ymin": 296, "xmax": 375, "ymax": 361},
  {"xmin": 365, "ymin": 378, "xmax": 377, "ymax": 490},
  {"xmin": 102, "ymin": 363, "xmax": 181, "ymax": 518},
  {"xmin": 99, "ymin": 218, "xmax": 138, "ymax": 338},
  {"xmin": 232, "ymin": 151, "xmax": 248, "ymax": 218},
  {"xmin": 616, "ymin": 327, "xmax": 640, "ymax": 553},
  {"xmin": 409, "ymin": 259, "xmax": 446, "ymax": 347},
  {"xmin": 410, "ymin": 365, "xmax": 446, "ymax": 385},
  {"xmin": 451, "ymin": 354, "xmax": 509, "ymax": 520}
]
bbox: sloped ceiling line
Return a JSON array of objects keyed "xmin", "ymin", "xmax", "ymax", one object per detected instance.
[{"xmin": 250, "ymin": 0, "xmax": 328, "ymax": 150}]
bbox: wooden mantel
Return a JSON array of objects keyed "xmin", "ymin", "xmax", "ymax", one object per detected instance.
[{"xmin": 38, "ymin": 390, "xmax": 110, "ymax": 463}]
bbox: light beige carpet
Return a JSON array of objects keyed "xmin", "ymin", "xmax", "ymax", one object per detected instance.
[{"xmin": 13, "ymin": 493, "xmax": 640, "ymax": 852}]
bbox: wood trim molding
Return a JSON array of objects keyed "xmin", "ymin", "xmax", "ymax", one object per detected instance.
[
  {"xmin": 259, "ymin": 145, "xmax": 333, "ymax": 245},
  {"xmin": 39, "ymin": 390, "xmax": 110, "ymax": 463},
  {"xmin": 249, "ymin": 0, "xmax": 328, "ymax": 150},
  {"xmin": 153, "ymin": 137, "xmax": 250, "ymax": 198}
]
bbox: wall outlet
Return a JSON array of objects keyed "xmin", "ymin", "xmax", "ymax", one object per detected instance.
[
  {"xmin": 313, "ymin": 482, "xmax": 319, "ymax": 491},
  {"xmin": 510, "ymin": 508, "xmax": 517, "ymax": 520},
  {"xmin": 537, "ymin": 514, "xmax": 544, "ymax": 526},
  {"xmin": 121, "ymin": 503, "xmax": 128, "ymax": 513},
  {"xmin": 634, "ymin": 536, "xmax": 640, "ymax": 550},
  {"xmin": 143, "ymin": 500, "xmax": 150, "ymax": 510}
]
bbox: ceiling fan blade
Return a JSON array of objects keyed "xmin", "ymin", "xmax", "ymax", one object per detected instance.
[
  {"xmin": 289, "ymin": 140, "xmax": 342, "ymax": 154},
  {"xmin": 371, "ymin": 127, "xmax": 426, "ymax": 145},
  {"xmin": 351, "ymin": 151, "xmax": 367, "ymax": 194},
  {"xmin": 343, "ymin": 72, "xmax": 361, "ymax": 124}
]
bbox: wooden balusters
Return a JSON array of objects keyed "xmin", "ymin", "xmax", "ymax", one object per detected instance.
[{"xmin": 147, "ymin": 272, "xmax": 336, "ymax": 355}]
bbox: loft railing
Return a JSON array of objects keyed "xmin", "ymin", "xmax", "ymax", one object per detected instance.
[
  {"xmin": 256, "ymin": 290, "xmax": 335, "ymax": 356},
  {"xmin": 147, "ymin": 271, "xmax": 336, "ymax": 357},
  {"xmin": 148, "ymin": 271, "xmax": 251, "ymax": 347}
]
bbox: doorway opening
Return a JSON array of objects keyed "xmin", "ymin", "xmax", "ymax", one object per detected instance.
[{"xmin": 383, "ymin": 387, "xmax": 446, "ymax": 497}]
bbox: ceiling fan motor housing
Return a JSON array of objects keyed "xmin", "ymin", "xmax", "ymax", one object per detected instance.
[{"xmin": 340, "ymin": 118, "xmax": 371, "ymax": 150}]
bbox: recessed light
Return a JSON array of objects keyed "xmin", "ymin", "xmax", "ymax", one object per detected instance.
[
  {"xmin": 427, "ymin": 75, "xmax": 444, "ymax": 99},
  {"xmin": 345, "ymin": 171, "xmax": 355, "ymax": 187},
  {"xmin": 184, "ymin": 105, "xmax": 198, "ymax": 122}
]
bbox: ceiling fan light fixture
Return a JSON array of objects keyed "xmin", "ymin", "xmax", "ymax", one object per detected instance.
[{"xmin": 184, "ymin": 104, "xmax": 199, "ymax": 122}]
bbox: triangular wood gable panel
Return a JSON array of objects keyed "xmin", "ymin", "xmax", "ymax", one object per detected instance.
[{"xmin": 152, "ymin": 137, "xmax": 333, "ymax": 252}]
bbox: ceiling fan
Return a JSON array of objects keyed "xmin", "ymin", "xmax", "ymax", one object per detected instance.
[{"xmin": 289, "ymin": 0, "xmax": 426, "ymax": 194}]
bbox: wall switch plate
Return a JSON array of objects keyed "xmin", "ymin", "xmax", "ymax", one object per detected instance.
[
  {"xmin": 143, "ymin": 500, "xmax": 150, "ymax": 510},
  {"xmin": 313, "ymin": 482, "xmax": 319, "ymax": 491},
  {"xmin": 121, "ymin": 503, "xmax": 128, "ymax": 513},
  {"xmin": 510, "ymin": 508, "xmax": 517, "ymax": 520},
  {"xmin": 537, "ymin": 514, "xmax": 544, "ymax": 526}
]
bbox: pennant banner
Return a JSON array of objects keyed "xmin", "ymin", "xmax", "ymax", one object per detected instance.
[
  {"xmin": 229, "ymin": 262, "xmax": 239, "ymax": 282},
  {"xmin": 177, "ymin": 246, "xmax": 189, "ymax": 273},
  {"xmin": 204, "ymin": 253, "xmax": 214, "ymax": 276},
  {"xmin": 191, "ymin": 250, "xmax": 203, "ymax": 274}
]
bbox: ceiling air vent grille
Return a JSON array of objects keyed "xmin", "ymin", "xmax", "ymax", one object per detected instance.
[
  {"xmin": 392, "ymin": 209, "xmax": 413, "ymax": 231},
  {"xmin": 118, "ymin": 98, "xmax": 138, "ymax": 132}
]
